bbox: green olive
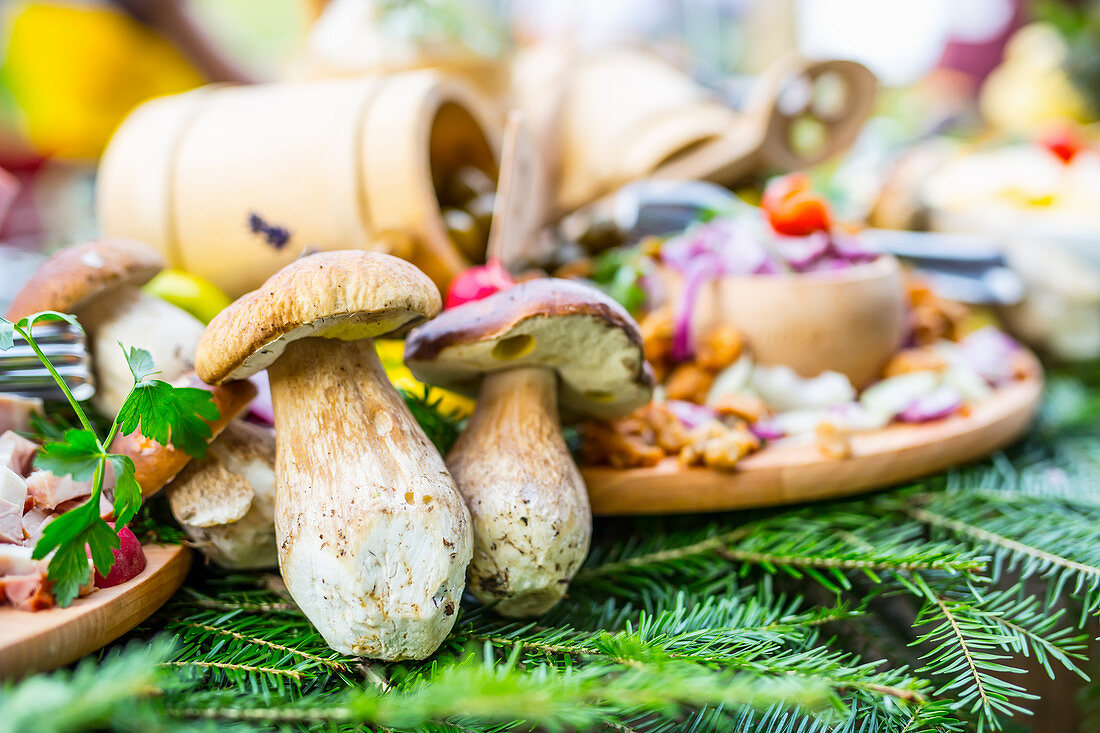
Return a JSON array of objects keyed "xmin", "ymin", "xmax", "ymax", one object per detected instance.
[
  {"xmin": 466, "ymin": 191, "xmax": 496, "ymax": 235},
  {"xmin": 441, "ymin": 166, "xmax": 496, "ymax": 208},
  {"xmin": 444, "ymin": 207, "xmax": 487, "ymax": 262}
]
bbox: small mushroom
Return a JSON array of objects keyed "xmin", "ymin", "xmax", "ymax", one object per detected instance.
[
  {"xmin": 405, "ymin": 278, "xmax": 654, "ymax": 616},
  {"xmin": 7, "ymin": 239, "xmax": 205, "ymax": 415},
  {"xmin": 195, "ymin": 251, "xmax": 472, "ymax": 660},
  {"xmin": 166, "ymin": 420, "xmax": 277, "ymax": 569}
]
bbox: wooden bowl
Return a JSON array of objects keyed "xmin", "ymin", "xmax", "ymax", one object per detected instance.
[{"xmin": 689, "ymin": 255, "xmax": 907, "ymax": 388}]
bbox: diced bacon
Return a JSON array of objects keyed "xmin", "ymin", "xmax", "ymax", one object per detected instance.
[
  {"xmin": 0, "ymin": 431, "xmax": 37, "ymax": 476},
  {"xmin": 0, "ymin": 465, "xmax": 27, "ymax": 506},
  {"xmin": 0, "ymin": 394, "xmax": 42, "ymax": 435},
  {"xmin": 0, "ymin": 499, "xmax": 23, "ymax": 543},
  {"xmin": 20, "ymin": 507, "xmax": 52, "ymax": 545},
  {"xmin": 2, "ymin": 572, "xmax": 53, "ymax": 611},
  {"xmin": 25, "ymin": 470, "xmax": 92, "ymax": 510}
]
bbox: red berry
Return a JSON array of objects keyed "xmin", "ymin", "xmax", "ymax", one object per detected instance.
[{"xmin": 445, "ymin": 259, "xmax": 515, "ymax": 308}]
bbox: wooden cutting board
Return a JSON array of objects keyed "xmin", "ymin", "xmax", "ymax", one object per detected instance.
[
  {"xmin": 584, "ymin": 355, "xmax": 1043, "ymax": 516},
  {"xmin": 0, "ymin": 544, "xmax": 191, "ymax": 679}
]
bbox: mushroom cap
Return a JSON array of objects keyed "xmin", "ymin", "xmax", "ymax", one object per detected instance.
[
  {"xmin": 7, "ymin": 239, "xmax": 164, "ymax": 320},
  {"xmin": 196, "ymin": 251, "xmax": 441, "ymax": 383},
  {"xmin": 404, "ymin": 278, "xmax": 655, "ymax": 419}
]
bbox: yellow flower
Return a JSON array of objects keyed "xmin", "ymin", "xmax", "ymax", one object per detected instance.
[{"xmin": 2, "ymin": 2, "xmax": 204, "ymax": 159}]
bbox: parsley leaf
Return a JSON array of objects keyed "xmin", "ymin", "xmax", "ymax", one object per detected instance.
[
  {"xmin": 32, "ymin": 498, "xmax": 119, "ymax": 606},
  {"xmin": 17, "ymin": 327, "xmax": 216, "ymax": 608},
  {"xmin": 35, "ymin": 429, "xmax": 103, "ymax": 481},
  {"xmin": 0, "ymin": 317, "xmax": 12, "ymax": 350},
  {"xmin": 106, "ymin": 454, "xmax": 141, "ymax": 528},
  {"xmin": 123, "ymin": 345, "xmax": 158, "ymax": 382},
  {"xmin": 23, "ymin": 310, "xmax": 82, "ymax": 331},
  {"xmin": 116, "ymin": 381, "xmax": 219, "ymax": 459}
]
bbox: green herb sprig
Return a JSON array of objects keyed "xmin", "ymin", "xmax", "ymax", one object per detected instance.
[{"xmin": 1, "ymin": 312, "xmax": 218, "ymax": 606}]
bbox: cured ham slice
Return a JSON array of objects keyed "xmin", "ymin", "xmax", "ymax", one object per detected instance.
[
  {"xmin": 20, "ymin": 507, "xmax": 53, "ymax": 545},
  {"xmin": 0, "ymin": 500, "xmax": 22, "ymax": 544},
  {"xmin": 0, "ymin": 467, "xmax": 27, "ymax": 543},
  {"xmin": 25, "ymin": 470, "xmax": 92, "ymax": 510},
  {"xmin": 0, "ymin": 543, "xmax": 38, "ymax": 575},
  {"xmin": 0, "ymin": 430, "xmax": 37, "ymax": 476},
  {"xmin": 0, "ymin": 465, "xmax": 26, "ymax": 505},
  {"xmin": 0, "ymin": 394, "xmax": 42, "ymax": 435},
  {"xmin": 1, "ymin": 573, "xmax": 53, "ymax": 611}
]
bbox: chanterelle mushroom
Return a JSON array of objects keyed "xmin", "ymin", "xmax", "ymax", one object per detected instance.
[
  {"xmin": 7, "ymin": 239, "xmax": 205, "ymax": 415},
  {"xmin": 404, "ymin": 278, "xmax": 654, "ymax": 616},
  {"xmin": 195, "ymin": 251, "xmax": 472, "ymax": 660}
]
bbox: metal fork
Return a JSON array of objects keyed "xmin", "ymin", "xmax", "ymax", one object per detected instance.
[{"xmin": 0, "ymin": 321, "xmax": 95, "ymax": 402}]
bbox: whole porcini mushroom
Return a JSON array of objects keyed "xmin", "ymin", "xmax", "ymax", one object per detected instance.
[
  {"xmin": 195, "ymin": 251, "xmax": 472, "ymax": 660},
  {"xmin": 7, "ymin": 239, "xmax": 205, "ymax": 415},
  {"xmin": 405, "ymin": 278, "xmax": 654, "ymax": 617}
]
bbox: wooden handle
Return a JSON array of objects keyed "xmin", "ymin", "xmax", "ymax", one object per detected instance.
[
  {"xmin": 486, "ymin": 111, "xmax": 541, "ymax": 272},
  {"xmin": 752, "ymin": 57, "xmax": 877, "ymax": 172},
  {"xmin": 653, "ymin": 57, "xmax": 877, "ymax": 185}
]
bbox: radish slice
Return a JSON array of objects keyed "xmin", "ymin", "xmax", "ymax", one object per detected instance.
[{"xmin": 91, "ymin": 525, "xmax": 147, "ymax": 588}]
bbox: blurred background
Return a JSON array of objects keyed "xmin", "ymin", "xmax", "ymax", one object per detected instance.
[{"xmin": 2, "ymin": 0, "xmax": 1100, "ymax": 359}]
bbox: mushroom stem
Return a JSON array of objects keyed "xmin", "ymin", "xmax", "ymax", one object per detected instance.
[
  {"xmin": 446, "ymin": 366, "xmax": 591, "ymax": 617},
  {"xmin": 267, "ymin": 337, "xmax": 471, "ymax": 659},
  {"xmin": 77, "ymin": 284, "xmax": 205, "ymax": 415}
]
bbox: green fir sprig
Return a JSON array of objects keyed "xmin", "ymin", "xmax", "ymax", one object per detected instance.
[{"xmin": 5, "ymin": 370, "xmax": 1100, "ymax": 731}]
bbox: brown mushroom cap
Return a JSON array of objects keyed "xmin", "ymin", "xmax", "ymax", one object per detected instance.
[
  {"xmin": 6, "ymin": 239, "xmax": 164, "ymax": 320},
  {"xmin": 196, "ymin": 251, "xmax": 442, "ymax": 383},
  {"xmin": 404, "ymin": 278, "xmax": 655, "ymax": 419}
]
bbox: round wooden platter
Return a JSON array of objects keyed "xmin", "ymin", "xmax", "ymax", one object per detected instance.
[
  {"xmin": 0, "ymin": 544, "xmax": 192, "ymax": 679},
  {"xmin": 583, "ymin": 355, "xmax": 1044, "ymax": 516}
]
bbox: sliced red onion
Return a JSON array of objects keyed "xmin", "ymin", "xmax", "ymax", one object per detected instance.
[
  {"xmin": 957, "ymin": 327, "xmax": 1019, "ymax": 385},
  {"xmin": 751, "ymin": 418, "xmax": 785, "ymax": 441},
  {"xmin": 246, "ymin": 370, "xmax": 275, "ymax": 426},
  {"xmin": 665, "ymin": 400, "xmax": 716, "ymax": 429},
  {"xmin": 661, "ymin": 222, "xmax": 721, "ymax": 271},
  {"xmin": 897, "ymin": 386, "xmax": 963, "ymax": 423},
  {"xmin": 777, "ymin": 230, "xmax": 830, "ymax": 271},
  {"xmin": 671, "ymin": 252, "xmax": 720, "ymax": 362},
  {"xmin": 829, "ymin": 233, "xmax": 878, "ymax": 264}
]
